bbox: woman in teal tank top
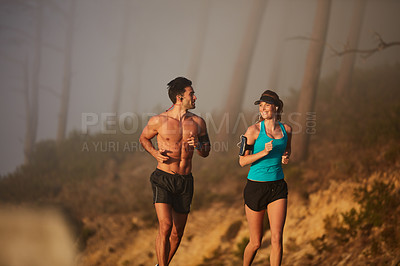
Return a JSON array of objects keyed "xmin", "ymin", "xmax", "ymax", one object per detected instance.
[{"xmin": 239, "ymin": 90, "xmax": 292, "ymax": 266}]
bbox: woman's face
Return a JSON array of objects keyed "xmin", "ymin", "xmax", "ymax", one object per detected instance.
[{"xmin": 259, "ymin": 101, "xmax": 276, "ymax": 120}]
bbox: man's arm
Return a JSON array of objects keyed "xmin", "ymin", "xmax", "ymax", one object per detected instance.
[
  {"xmin": 139, "ymin": 116, "xmax": 169, "ymax": 163},
  {"xmin": 195, "ymin": 117, "xmax": 210, "ymax": 157}
]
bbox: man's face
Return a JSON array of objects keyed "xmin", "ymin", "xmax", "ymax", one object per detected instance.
[{"xmin": 180, "ymin": 86, "xmax": 197, "ymax": 109}]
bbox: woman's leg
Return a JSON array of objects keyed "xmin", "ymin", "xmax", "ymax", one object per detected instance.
[
  {"xmin": 267, "ymin": 198, "xmax": 287, "ymax": 266},
  {"xmin": 243, "ymin": 205, "xmax": 266, "ymax": 266}
]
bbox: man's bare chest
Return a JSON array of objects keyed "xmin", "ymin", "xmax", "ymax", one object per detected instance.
[{"xmin": 158, "ymin": 119, "xmax": 199, "ymax": 142}]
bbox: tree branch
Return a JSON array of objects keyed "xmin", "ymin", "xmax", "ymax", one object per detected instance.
[{"xmin": 287, "ymin": 32, "xmax": 400, "ymax": 59}]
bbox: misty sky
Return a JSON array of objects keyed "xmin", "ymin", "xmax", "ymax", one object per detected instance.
[{"xmin": 1, "ymin": 0, "xmax": 400, "ymax": 175}]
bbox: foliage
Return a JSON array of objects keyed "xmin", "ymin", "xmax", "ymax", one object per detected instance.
[
  {"xmin": 317, "ymin": 180, "xmax": 400, "ymax": 256},
  {"xmin": 317, "ymin": 64, "xmax": 400, "ymax": 146},
  {"xmin": 222, "ymin": 220, "xmax": 242, "ymax": 242},
  {"xmin": 284, "ymin": 64, "xmax": 400, "ymax": 148},
  {"xmin": 0, "ymin": 130, "xmax": 139, "ymax": 212},
  {"xmin": 234, "ymin": 236, "xmax": 249, "ymax": 259}
]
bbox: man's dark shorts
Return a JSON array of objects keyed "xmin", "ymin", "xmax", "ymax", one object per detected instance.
[
  {"xmin": 150, "ymin": 168, "xmax": 194, "ymax": 214},
  {"xmin": 244, "ymin": 179, "xmax": 288, "ymax": 211}
]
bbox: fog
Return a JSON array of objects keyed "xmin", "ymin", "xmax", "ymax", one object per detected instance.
[{"xmin": 1, "ymin": 0, "xmax": 399, "ymax": 175}]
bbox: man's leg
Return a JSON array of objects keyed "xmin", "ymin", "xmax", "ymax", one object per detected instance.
[
  {"xmin": 243, "ymin": 205, "xmax": 265, "ymax": 266},
  {"xmin": 167, "ymin": 210, "xmax": 188, "ymax": 264},
  {"xmin": 155, "ymin": 203, "xmax": 173, "ymax": 266},
  {"xmin": 267, "ymin": 198, "xmax": 287, "ymax": 266}
]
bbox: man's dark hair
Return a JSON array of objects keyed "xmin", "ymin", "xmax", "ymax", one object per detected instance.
[{"xmin": 167, "ymin": 77, "xmax": 192, "ymax": 104}]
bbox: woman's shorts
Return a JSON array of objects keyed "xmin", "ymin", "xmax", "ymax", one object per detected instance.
[
  {"xmin": 150, "ymin": 168, "xmax": 194, "ymax": 214},
  {"xmin": 244, "ymin": 179, "xmax": 288, "ymax": 211}
]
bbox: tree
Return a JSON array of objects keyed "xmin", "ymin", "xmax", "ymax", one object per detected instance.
[
  {"xmin": 24, "ymin": 0, "xmax": 43, "ymax": 163},
  {"xmin": 291, "ymin": 0, "xmax": 332, "ymax": 162},
  {"xmin": 0, "ymin": 0, "xmax": 43, "ymax": 164},
  {"xmin": 112, "ymin": 0, "xmax": 132, "ymax": 117},
  {"xmin": 186, "ymin": 0, "xmax": 210, "ymax": 84},
  {"xmin": 267, "ymin": 0, "xmax": 289, "ymax": 91},
  {"xmin": 57, "ymin": 0, "xmax": 77, "ymax": 143},
  {"xmin": 219, "ymin": 0, "xmax": 268, "ymax": 140},
  {"xmin": 333, "ymin": 0, "xmax": 367, "ymax": 97}
]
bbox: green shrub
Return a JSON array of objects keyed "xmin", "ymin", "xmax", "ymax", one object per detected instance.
[
  {"xmin": 234, "ymin": 236, "xmax": 249, "ymax": 259},
  {"xmin": 319, "ymin": 180, "xmax": 400, "ymax": 255}
]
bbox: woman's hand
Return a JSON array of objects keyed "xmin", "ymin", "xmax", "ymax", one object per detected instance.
[{"xmin": 264, "ymin": 140, "xmax": 273, "ymax": 155}]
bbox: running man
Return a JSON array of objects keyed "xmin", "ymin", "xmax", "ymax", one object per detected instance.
[{"xmin": 139, "ymin": 77, "xmax": 210, "ymax": 266}]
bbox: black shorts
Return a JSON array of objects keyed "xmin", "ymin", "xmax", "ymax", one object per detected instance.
[
  {"xmin": 244, "ymin": 179, "xmax": 288, "ymax": 211},
  {"xmin": 150, "ymin": 168, "xmax": 194, "ymax": 214}
]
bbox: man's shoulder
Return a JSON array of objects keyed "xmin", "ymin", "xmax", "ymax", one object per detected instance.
[
  {"xmin": 148, "ymin": 113, "xmax": 168, "ymax": 125},
  {"xmin": 187, "ymin": 111, "xmax": 204, "ymax": 121}
]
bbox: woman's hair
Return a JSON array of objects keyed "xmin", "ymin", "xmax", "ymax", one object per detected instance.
[
  {"xmin": 167, "ymin": 77, "xmax": 192, "ymax": 104},
  {"xmin": 257, "ymin": 90, "xmax": 283, "ymax": 122}
]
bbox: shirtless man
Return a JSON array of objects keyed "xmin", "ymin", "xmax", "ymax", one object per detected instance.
[{"xmin": 139, "ymin": 77, "xmax": 210, "ymax": 266}]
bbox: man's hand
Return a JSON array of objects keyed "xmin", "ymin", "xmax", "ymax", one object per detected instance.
[
  {"xmin": 187, "ymin": 131, "xmax": 200, "ymax": 149},
  {"xmin": 282, "ymin": 151, "xmax": 290, "ymax": 164},
  {"xmin": 155, "ymin": 148, "xmax": 170, "ymax": 163},
  {"xmin": 264, "ymin": 140, "xmax": 273, "ymax": 155}
]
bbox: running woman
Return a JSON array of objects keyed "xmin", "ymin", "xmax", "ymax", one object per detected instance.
[
  {"xmin": 139, "ymin": 77, "xmax": 210, "ymax": 266},
  {"xmin": 239, "ymin": 90, "xmax": 292, "ymax": 266}
]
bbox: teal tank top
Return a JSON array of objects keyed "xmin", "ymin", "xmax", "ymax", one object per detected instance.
[{"xmin": 247, "ymin": 121, "xmax": 288, "ymax": 182}]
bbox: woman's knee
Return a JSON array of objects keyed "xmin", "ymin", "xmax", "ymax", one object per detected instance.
[
  {"xmin": 270, "ymin": 232, "xmax": 283, "ymax": 248},
  {"xmin": 248, "ymin": 239, "xmax": 262, "ymax": 251}
]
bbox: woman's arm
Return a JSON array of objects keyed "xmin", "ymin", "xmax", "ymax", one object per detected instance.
[
  {"xmin": 239, "ymin": 125, "xmax": 273, "ymax": 167},
  {"xmin": 282, "ymin": 123, "xmax": 292, "ymax": 164}
]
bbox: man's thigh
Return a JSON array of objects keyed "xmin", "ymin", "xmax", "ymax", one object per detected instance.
[
  {"xmin": 171, "ymin": 210, "xmax": 188, "ymax": 236},
  {"xmin": 155, "ymin": 203, "xmax": 173, "ymax": 225}
]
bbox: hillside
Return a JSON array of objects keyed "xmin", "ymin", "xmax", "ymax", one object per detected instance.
[{"xmin": 1, "ymin": 65, "xmax": 400, "ymax": 265}]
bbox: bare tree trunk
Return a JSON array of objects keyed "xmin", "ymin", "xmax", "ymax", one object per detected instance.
[
  {"xmin": 267, "ymin": 0, "xmax": 289, "ymax": 91},
  {"xmin": 23, "ymin": 56, "xmax": 32, "ymax": 164},
  {"xmin": 112, "ymin": 0, "xmax": 131, "ymax": 116},
  {"xmin": 333, "ymin": 0, "xmax": 366, "ymax": 97},
  {"xmin": 132, "ymin": 61, "xmax": 142, "ymax": 113},
  {"xmin": 219, "ymin": 0, "xmax": 268, "ymax": 140},
  {"xmin": 186, "ymin": 0, "xmax": 210, "ymax": 83},
  {"xmin": 57, "ymin": 0, "xmax": 76, "ymax": 143},
  {"xmin": 24, "ymin": 0, "xmax": 43, "ymax": 163},
  {"xmin": 291, "ymin": 0, "xmax": 332, "ymax": 162}
]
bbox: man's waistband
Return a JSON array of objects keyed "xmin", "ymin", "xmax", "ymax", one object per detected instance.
[{"xmin": 155, "ymin": 168, "xmax": 193, "ymax": 178}]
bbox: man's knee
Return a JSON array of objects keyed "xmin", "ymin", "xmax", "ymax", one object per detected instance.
[
  {"xmin": 170, "ymin": 229, "xmax": 184, "ymax": 242},
  {"xmin": 158, "ymin": 220, "xmax": 173, "ymax": 236}
]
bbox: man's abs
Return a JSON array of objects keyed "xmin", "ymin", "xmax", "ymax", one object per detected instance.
[{"xmin": 157, "ymin": 157, "xmax": 193, "ymax": 175}]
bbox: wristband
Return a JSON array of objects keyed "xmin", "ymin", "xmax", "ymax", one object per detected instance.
[{"xmin": 195, "ymin": 142, "xmax": 202, "ymax": 150}]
